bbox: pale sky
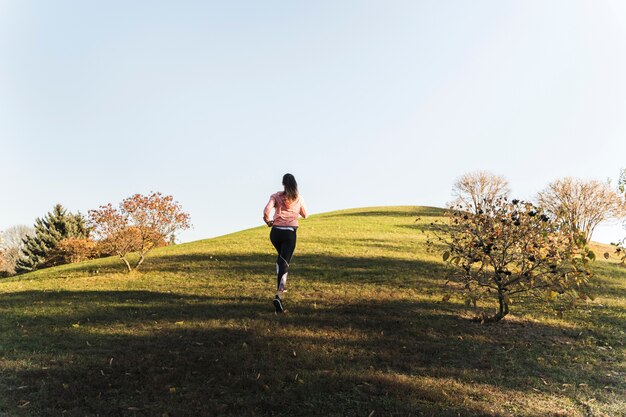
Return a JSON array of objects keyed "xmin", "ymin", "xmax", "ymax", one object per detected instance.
[{"xmin": 1, "ymin": 0, "xmax": 625, "ymax": 243}]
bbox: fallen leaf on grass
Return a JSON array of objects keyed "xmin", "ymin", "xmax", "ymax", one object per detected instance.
[{"xmin": 175, "ymin": 321, "xmax": 184, "ymax": 326}]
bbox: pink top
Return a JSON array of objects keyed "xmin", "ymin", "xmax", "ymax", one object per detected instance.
[{"xmin": 263, "ymin": 192, "xmax": 307, "ymax": 227}]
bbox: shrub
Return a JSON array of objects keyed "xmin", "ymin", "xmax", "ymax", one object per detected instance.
[
  {"xmin": 430, "ymin": 198, "xmax": 594, "ymax": 323},
  {"xmin": 48, "ymin": 238, "xmax": 100, "ymax": 265}
]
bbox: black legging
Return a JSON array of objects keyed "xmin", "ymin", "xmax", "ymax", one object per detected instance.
[{"xmin": 270, "ymin": 227, "xmax": 297, "ymax": 292}]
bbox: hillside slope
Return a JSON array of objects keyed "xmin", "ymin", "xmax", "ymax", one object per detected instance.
[{"xmin": 0, "ymin": 206, "xmax": 624, "ymax": 417}]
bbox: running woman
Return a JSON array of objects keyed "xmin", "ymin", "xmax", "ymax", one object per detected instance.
[{"xmin": 263, "ymin": 173, "xmax": 307, "ymax": 313}]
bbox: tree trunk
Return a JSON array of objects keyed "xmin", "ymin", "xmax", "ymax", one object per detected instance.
[
  {"xmin": 490, "ymin": 291, "xmax": 509, "ymax": 322},
  {"xmin": 474, "ymin": 290, "xmax": 509, "ymax": 323},
  {"xmin": 120, "ymin": 255, "xmax": 132, "ymax": 272},
  {"xmin": 134, "ymin": 252, "xmax": 146, "ymax": 270}
]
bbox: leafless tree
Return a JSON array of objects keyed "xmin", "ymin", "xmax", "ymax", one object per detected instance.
[
  {"xmin": 0, "ymin": 225, "xmax": 34, "ymax": 275},
  {"xmin": 452, "ymin": 171, "xmax": 510, "ymax": 213},
  {"xmin": 537, "ymin": 177, "xmax": 626, "ymax": 243}
]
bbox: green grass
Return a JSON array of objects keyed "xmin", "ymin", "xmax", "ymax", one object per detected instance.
[{"xmin": 0, "ymin": 206, "xmax": 624, "ymax": 417}]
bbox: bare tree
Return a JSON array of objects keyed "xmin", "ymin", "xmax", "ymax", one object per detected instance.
[
  {"xmin": 452, "ymin": 171, "xmax": 510, "ymax": 213},
  {"xmin": 0, "ymin": 225, "xmax": 35, "ymax": 275},
  {"xmin": 537, "ymin": 177, "xmax": 626, "ymax": 243}
]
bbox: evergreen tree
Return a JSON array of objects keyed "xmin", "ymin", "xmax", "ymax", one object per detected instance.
[{"xmin": 15, "ymin": 204, "xmax": 88, "ymax": 273}]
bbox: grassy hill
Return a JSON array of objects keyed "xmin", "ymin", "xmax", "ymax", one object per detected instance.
[{"xmin": 0, "ymin": 206, "xmax": 624, "ymax": 417}]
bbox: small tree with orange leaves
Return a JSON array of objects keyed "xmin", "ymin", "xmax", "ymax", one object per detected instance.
[{"xmin": 89, "ymin": 193, "xmax": 191, "ymax": 272}]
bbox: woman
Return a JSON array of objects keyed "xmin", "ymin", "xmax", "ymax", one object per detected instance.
[{"xmin": 263, "ymin": 173, "xmax": 307, "ymax": 313}]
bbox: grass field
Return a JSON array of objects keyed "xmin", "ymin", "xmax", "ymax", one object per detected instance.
[{"xmin": 0, "ymin": 206, "xmax": 624, "ymax": 417}]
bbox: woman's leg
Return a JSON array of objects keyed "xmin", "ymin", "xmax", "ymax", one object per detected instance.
[
  {"xmin": 269, "ymin": 228, "xmax": 283, "ymax": 292},
  {"xmin": 269, "ymin": 228, "xmax": 297, "ymax": 302},
  {"xmin": 276, "ymin": 231, "xmax": 296, "ymax": 292}
]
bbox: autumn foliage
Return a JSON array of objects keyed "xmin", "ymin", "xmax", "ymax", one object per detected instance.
[
  {"xmin": 89, "ymin": 193, "xmax": 191, "ymax": 271},
  {"xmin": 430, "ymin": 198, "xmax": 595, "ymax": 323},
  {"xmin": 48, "ymin": 238, "xmax": 100, "ymax": 265}
]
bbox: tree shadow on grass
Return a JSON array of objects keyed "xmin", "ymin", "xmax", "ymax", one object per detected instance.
[
  {"xmin": 141, "ymin": 252, "xmax": 451, "ymax": 291},
  {"xmin": 0, "ymin": 291, "xmax": 622, "ymax": 417},
  {"xmin": 588, "ymin": 266, "xmax": 626, "ymax": 300}
]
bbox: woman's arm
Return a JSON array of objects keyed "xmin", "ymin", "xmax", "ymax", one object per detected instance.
[
  {"xmin": 263, "ymin": 195, "xmax": 275, "ymax": 226},
  {"xmin": 299, "ymin": 198, "xmax": 308, "ymax": 219}
]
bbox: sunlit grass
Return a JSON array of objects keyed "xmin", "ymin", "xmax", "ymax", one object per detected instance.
[{"xmin": 0, "ymin": 206, "xmax": 624, "ymax": 417}]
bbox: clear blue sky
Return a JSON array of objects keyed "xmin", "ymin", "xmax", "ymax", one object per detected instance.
[{"xmin": 1, "ymin": 0, "xmax": 625, "ymax": 243}]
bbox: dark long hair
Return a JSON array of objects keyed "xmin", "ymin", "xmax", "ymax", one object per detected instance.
[{"xmin": 282, "ymin": 173, "xmax": 298, "ymax": 203}]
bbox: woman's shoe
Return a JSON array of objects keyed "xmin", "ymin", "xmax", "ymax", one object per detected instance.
[{"xmin": 273, "ymin": 295, "xmax": 285, "ymax": 313}]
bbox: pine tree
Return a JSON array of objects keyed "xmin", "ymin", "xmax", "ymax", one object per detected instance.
[{"xmin": 15, "ymin": 204, "xmax": 88, "ymax": 273}]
